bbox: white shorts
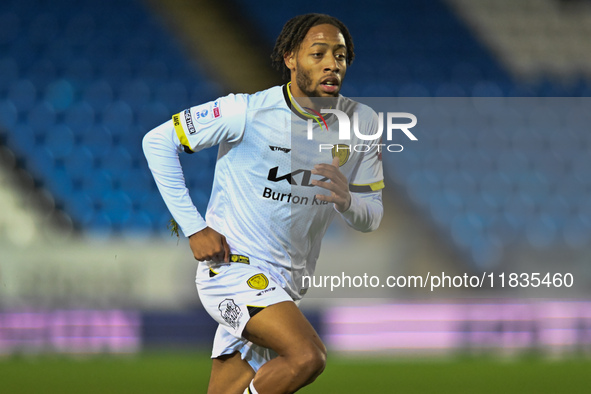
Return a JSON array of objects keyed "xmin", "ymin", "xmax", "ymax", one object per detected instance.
[{"xmin": 195, "ymin": 256, "xmax": 294, "ymax": 371}]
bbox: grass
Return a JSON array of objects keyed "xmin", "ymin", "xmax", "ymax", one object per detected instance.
[{"xmin": 1, "ymin": 352, "xmax": 590, "ymax": 393}]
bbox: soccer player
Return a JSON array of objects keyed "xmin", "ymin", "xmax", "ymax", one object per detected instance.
[{"xmin": 143, "ymin": 13, "xmax": 384, "ymax": 394}]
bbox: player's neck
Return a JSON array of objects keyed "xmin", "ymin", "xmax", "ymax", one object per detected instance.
[
  {"xmin": 287, "ymin": 81, "xmax": 317, "ymax": 111},
  {"xmin": 286, "ymin": 82, "xmax": 338, "ymax": 119}
]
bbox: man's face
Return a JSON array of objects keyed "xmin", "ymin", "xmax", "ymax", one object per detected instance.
[{"xmin": 286, "ymin": 23, "xmax": 348, "ymax": 98}]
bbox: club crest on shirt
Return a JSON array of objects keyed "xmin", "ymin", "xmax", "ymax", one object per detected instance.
[
  {"xmin": 247, "ymin": 274, "xmax": 269, "ymax": 290},
  {"xmin": 331, "ymin": 144, "xmax": 350, "ymax": 166},
  {"xmin": 218, "ymin": 298, "xmax": 243, "ymax": 330}
]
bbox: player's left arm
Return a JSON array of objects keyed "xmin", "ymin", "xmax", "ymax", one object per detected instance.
[
  {"xmin": 311, "ymin": 156, "xmax": 351, "ymax": 212},
  {"xmin": 311, "ymin": 156, "xmax": 384, "ymax": 233}
]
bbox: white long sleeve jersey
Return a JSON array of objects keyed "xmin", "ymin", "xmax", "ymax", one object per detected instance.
[{"xmin": 143, "ymin": 84, "xmax": 384, "ymax": 298}]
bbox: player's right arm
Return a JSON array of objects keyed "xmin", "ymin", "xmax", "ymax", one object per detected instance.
[
  {"xmin": 142, "ymin": 94, "xmax": 247, "ymax": 261},
  {"xmin": 188, "ymin": 227, "xmax": 230, "ymax": 262}
]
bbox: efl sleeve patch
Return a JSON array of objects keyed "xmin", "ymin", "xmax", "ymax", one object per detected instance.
[
  {"xmin": 192, "ymin": 100, "xmax": 222, "ymax": 125},
  {"xmin": 171, "ymin": 94, "xmax": 246, "ymax": 152}
]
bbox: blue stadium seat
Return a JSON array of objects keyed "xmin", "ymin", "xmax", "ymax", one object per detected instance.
[
  {"xmin": 82, "ymin": 124, "xmax": 113, "ymax": 159},
  {"xmin": 136, "ymin": 60, "xmax": 169, "ymax": 84},
  {"xmin": 83, "ymin": 38, "xmax": 116, "ymax": 66},
  {"xmin": 44, "ymin": 38, "xmax": 74, "ymax": 68},
  {"xmin": 139, "ymin": 193, "xmax": 170, "ymax": 232},
  {"xmin": 118, "ymin": 125, "xmax": 145, "ymax": 158},
  {"xmin": 442, "ymin": 171, "xmax": 477, "ymax": 195},
  {"xmin": 0, "ymin": 99, "xmax": 18, "ymax": 129},
  {"xmin": 469, "ymin": 233, "xmax": 503, "ymax": 269},
  {"xmin": 155, "ymin": 82, "xmax": 189, "ymax": 113},
  {"xmin": 45, "ymin": 124, "xmax": 75, "ymax": 160},
  {"xmin": 406, "ymin": 170, "xmax": 440, "ymax": 207},
  {"xmin": 120, "ymin": 80, "xmax": 151, "ymax": 108},
  {"xmin": 81, "ymin": 169, "xmax": 112, "ymax": 201},
  {"xmin": 572, "ymin": 154, "xmax": 591, "ymax": 186},
  {"xmin": 66, "ymin": 190, "xmax": 95, "ymax": 225},
  {"xmin": 122, "ymin": 211, "xmax": 154, "ymax": 235},
  {"xmin": 137, "ymin": 102, "xmax": 170, "ymax": 131},
  {"xmin": 63, "ymin": 146, "xmax": 94, "ymax": 183},
  {"xmin": 429, "ymin": 190, "xmax": 462, "ymax": 229},
  {"xmin": 28, "ymin": 101, "xmax": 56, "ymax": 133},
  {"xmin": 27, "ymin": 13, "xmax": 59, "ymax": 46},
  {"xmin": 544, "ymin": 196, "xmax": 571, "ymax": 229},
  {"xmin": 64, "ymin": 101, "xmax": 95, "ymax": 132},
  {"xmin": 515, "ymin": 172, "xmax": 550, "ymax": 203},
  {"xmin": 44, "ymin": 79, "xmax": 75, "ymax": 111},
  {"xmin": 45, "ymin": 166, "xmax": 73, "ymax": 197},
  {"xmin": 27, "ymin": 59, "xmax": 57, "ymax": 91},
  {"xmin": 102, "ymin": 190, "xmax": 133, "ymax": 227},
  {"xmin": 87, "ymin": 211, "xmax": 113, "ymax": 236},
  {"xmin": 503, "ymin": 192, "xmax": 537, "ymax": 228},
  {"xmin": 102, "ymin": 101, "xmax": 133, "ymax": 136},
  {"xmin": 7, "ymin": 123, "xmax": 35, "ymax": 155},
  {"xmin": 63, "ymin": 13, "xmax": 96, "ymax": 46},
  {"xmin": 397, "ymin": 83, "xmax": 431, "ymax": 97},
  {"xmin": 118, "ymin": 169, "xmax": 153, "ymax": 203},
  {"xmin": 188, "ymin": 81, "xmax": 223, "ymax": 105},
  {"xmin": 8, "ymin": 79, "xmax": 37, "ymax": 111},
  {"xmin": 83, "ymin": 80, "xmax": 113, "ymax": 112},
  {"xmin": 479, "ymin": 172, "xmax": 511, "ymax": 210},
  {"xmin": 26, "ymin": 146, "xmax": 56, "ymax": 181},
  {"xmin": 102, "ymin": 146, "xmax": 132, "ymax": 184},
  {"xmin": 65, "ymin": 59, "xmax": 94, "ymax": 84},
  {"xmin": 563, "ymin": 216, "xmax": 591, "ymax": 248},
  {"xmin": 0, "ymin": 12, "xmax": 20, "ymax": 46},
  {"xmin": 435, "ymin": 83, "xmax": 467, "ymax": 97},
  {"xmin": 103, "ymin": 59, "xmax": 133, "ymax": 86},
  {"xmin": 525, "ymin": 214, "xmax": 557, "ymax": 249},
  {"xmin": 451, "ymin": 212, "xmax": 484, "ymax": 249},
  {"xmin": 496, "ymin": 151, "xmax": 530, "ymax": 178}
]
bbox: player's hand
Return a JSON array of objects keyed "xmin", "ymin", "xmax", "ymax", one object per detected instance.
[
  {"xmin": 188, "ymin": 227, "xmax": 230, "ymax": 262},
  {"xmin": 311, "ymin": 156, "xmax": 351, "ymax": 213}
]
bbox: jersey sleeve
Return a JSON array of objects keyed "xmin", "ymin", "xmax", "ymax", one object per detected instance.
[
  {"xmin": 336, "ymin": 106, "xmax": 385, "ymax": 232},
  {"xmin": 348, "ymin": 108, "xmax": 385, "ymax": 193},
  {"xmin": 339, "ymin": 190, "xmax": 383, "ymax": 232},
  {"xmin": 143, "ymin": 93, "xmax": 248, "ymax": 237},
  {"xmin": 172, "ymin": 93, "xmax": 247, "ymax": 153},
  {"xmin": 143, "ymin": 119, "xmax": 206, "ymax": 237}
]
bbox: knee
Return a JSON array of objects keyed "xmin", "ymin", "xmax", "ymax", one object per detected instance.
[{"xmin": 290, "ymin": 343, "xmax": 327, "ymax": 382}]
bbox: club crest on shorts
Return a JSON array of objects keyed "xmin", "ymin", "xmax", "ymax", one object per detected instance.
[
  {"xmin": 218, "ymin": 298, "xmax": 243, "ymax": 330},
  {"xmin": 247, "ymin": 274, "xmax": 269, "ymax": 290},
  {"xmin": 331, "ymin": 144, "xmax": 350, "ymax": 166}
]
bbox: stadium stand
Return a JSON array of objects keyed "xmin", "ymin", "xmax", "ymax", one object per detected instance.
[
  {"xmin": 0, "ymin": 0, "xmax": 222, "ymax": 237},
  {"xmin": 230, "ymin": 0, "xmax": 591, "ymax": 271},
  {"xmin": 1, "ymin": 0, "xmax": 590, "ymax": 273},
  {"xmin": 1, "ymin": 0, "xmax": 591, "ymax": 361},
  {"xmin": 230, "ymin": 0, "xmax": 513, "ymax": 97}
]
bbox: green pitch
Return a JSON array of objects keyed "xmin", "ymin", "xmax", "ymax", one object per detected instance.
[{"xmin": 1, "ymin": 352, "xmax": 590, "ymax": 393}]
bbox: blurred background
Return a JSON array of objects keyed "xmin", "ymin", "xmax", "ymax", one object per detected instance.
[{"xmin": 1, "ymin": 0, "xmax": 591, "ymax": 392}]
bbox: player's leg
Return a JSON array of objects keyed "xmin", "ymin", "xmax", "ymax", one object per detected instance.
[
  {"xmin": 242, "ymin": 300, "xmax": 327, "ymax": 394},
  {"xmin": 196, "ymin": 261, "xmax": 323, "ymax": 393},
  {"xmin": 207, "ymin": 351, "xmax": 255, "ymax": 394}
]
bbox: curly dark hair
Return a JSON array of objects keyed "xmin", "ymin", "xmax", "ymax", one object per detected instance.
[{"xmin": 271, "ymin": 14, "xmax": 355, "ymax": 80}]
